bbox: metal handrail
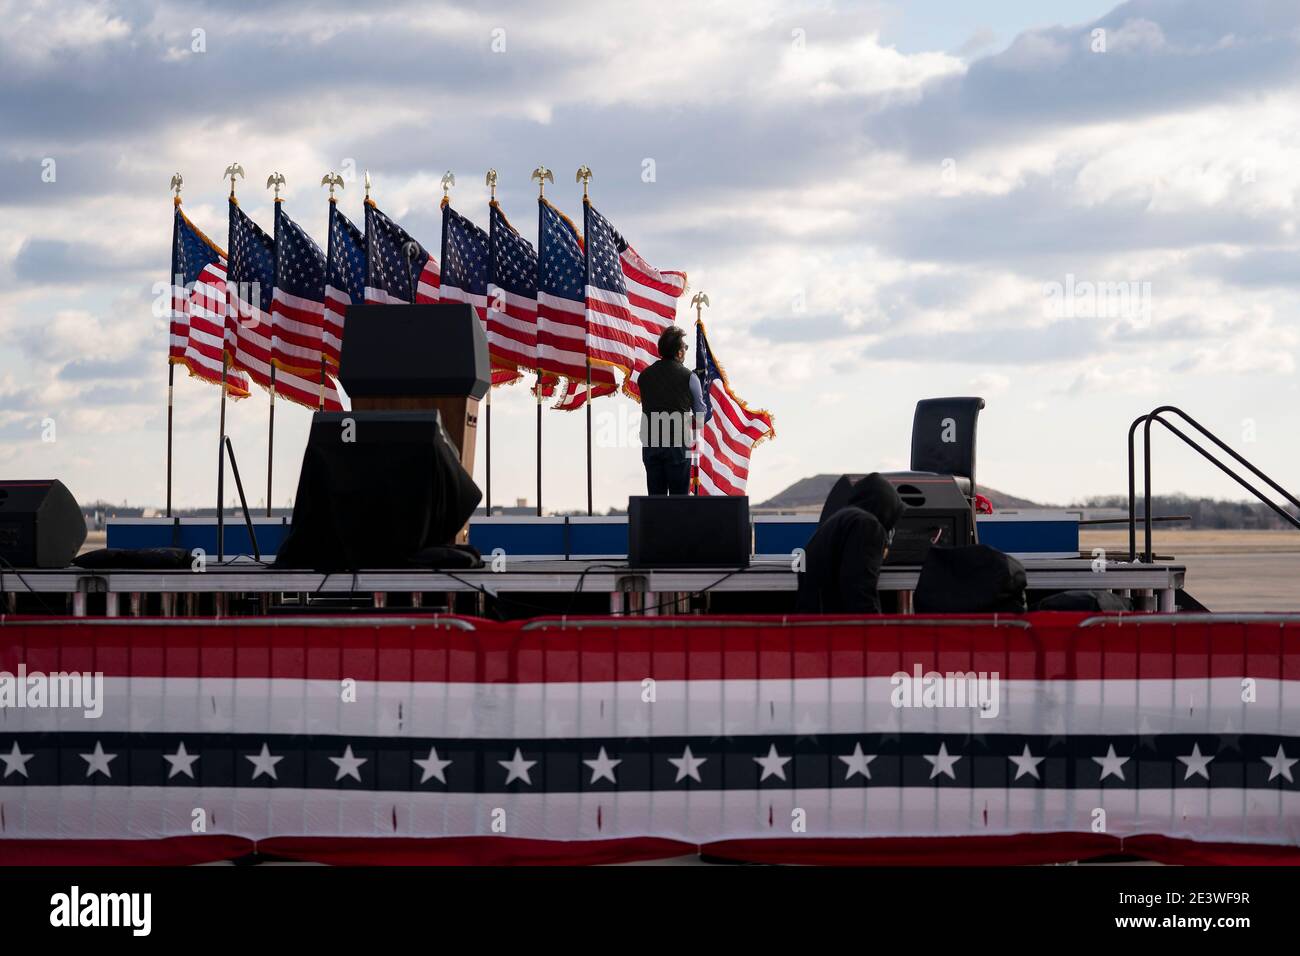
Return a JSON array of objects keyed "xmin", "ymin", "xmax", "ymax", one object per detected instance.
[
  {"xmin": 0, "ymin": 615, "xmax": 477, "ymax": 630},
  {"xmin": 1128, "ymin": 406, "xmax": 1300, "ymax": 562},
  {"xmin": 521, "ymin": 616, "xmax": 1033, "ymax": 631},
  {"xmin": 1081, "ymin": 612, "xmax": 1300, "ymax": 627}
]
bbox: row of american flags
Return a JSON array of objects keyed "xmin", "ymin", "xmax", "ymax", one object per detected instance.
[{"xmin": 167, "ymin": 181, "xmax": 775, "ymax": 496}]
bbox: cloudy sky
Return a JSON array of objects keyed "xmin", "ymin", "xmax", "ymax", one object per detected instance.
[{"xmin": 4, "ymin": 0, "xmax": 1300, "ymax": 512}]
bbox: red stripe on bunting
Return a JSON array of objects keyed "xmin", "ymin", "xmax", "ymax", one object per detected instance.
[{"xmin": 2, "ymin": 615, "xmax": 1297, "ymax": 681}]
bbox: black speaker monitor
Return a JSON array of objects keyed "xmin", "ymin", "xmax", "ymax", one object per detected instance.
[
  {"xmin": 274, "ymin": 410, "xmax": 482, "ymax": 571},
  {"xmin": 0, "ymin": 479, "xmax": 86, "ymax": 568},
  {"xmin": 628, "ymin": 496, "xmax": 750, "ymax": 568},
  {"xmin": 818, "ymin": 472, "xmax": 973, "ymax": 565}
]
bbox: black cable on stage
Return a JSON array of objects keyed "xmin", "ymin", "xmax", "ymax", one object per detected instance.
[
  {"xmin": 622, "ymin": 566, "xmax": 748, "ymax": 616},
  {"xmin": 0, "ymin": 554, "xmax": 59, "ymax": 615}
]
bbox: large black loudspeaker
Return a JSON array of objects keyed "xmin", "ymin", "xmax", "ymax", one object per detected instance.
[
  {"xmin": 274, "ymin": 411, "xmax": 481, "ymax": 570},
  {"xmin": 0, "ymin": 479, "xmax": 86, "ymax": 568},
  {"xmin": 910, "ymin": 396, "xmax": 984, "ymax": 496},
  {"xmin": 628, "ymin": 496, "xmax": 750, "ymax": 568},
  {"xmin": 819, "ymin": 472, "xmax": 972, "ymax": 565}
]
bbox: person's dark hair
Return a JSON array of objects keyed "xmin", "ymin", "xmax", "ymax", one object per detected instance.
[{"xmin": 657, "ymin": 325, "xmax": 687, "ymax": 360}]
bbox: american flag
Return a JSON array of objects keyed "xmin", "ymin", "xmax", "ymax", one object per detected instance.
[
  {"xmin": 169, "ymin": 205, "xmax": 223, "ymax": 364},
  {"xmin": 439, "ymin": 202, "xmax": 488, "ymax": 320},
  {"xmin": 694, "ymin": 319, "xmax": 774, "ymax": 496},
  {"xmin": 583, "ymin": 201, "xmax": 687, "ymax": 399},
  {"xmin": 536, "ymin": 198, "xmax": 616, "ymax": 409},
  {"xmin": 323, "ymin": 200, "xmax": 366, "ymax": 370},
  {"xmin": 270, "ymin": 202, "xmax": 327, "ymax": 378},
  {"xmin": 442, "ymin": 202, "xmax": 519, "ymax": 387},
  {"xmin": 487, "ymin": 201, "xmax": 539, "ymax": 377},
  {"xmin": 364, "ymin": 201, "xmax": 439, "ymax": 305},
  {"xmin": 5, "ymin": 615, "xmax": 1298, "ymax": 866},
  {"xmin": 225, "ymin": 199, "xmax": 276, "ymax": 391},
  {"xmin": 227, "ymin": 201, "xmax": 342, "ymax": 411},
  {"xmin": 180, "ymin": 260, "xmax": 250, "ymax": 398}
]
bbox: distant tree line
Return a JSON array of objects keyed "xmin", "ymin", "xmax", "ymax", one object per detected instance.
[{"xmin": 1077, "ymin": 494, "xmax": 1300, "ymax": 530}]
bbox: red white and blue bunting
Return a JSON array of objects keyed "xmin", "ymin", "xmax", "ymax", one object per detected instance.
[{"xmin": 1, "ymin": 613, "xmax": 1297, "ymax": 865}]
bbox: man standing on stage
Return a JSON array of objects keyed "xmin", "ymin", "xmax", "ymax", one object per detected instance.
[{"xmin": 638, "ymin": 325, "xmax": 706, "ymax": 495}]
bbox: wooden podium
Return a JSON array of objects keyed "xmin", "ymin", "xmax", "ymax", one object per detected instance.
[{"xmin": 337, "ymin": 303, "xmax": 489, "ymax": 472}]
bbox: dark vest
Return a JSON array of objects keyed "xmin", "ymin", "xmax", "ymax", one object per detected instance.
[{"xmin": 639, "ymin": 359, "xmax": 694, "ymax": 449}]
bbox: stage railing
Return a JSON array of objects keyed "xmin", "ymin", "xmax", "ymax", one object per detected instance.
[{"xmin": 1127, "ymin": 405, "xmax": 1300, "ymax": 562}]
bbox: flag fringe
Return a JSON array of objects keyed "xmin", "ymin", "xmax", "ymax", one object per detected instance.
[
  {"xmin": 541, "ymin": 198, "xmax": 585, "ymax": 251},
  {"xmin": 178, "ymin": 358, "xmax": 251, "ymax": 400},
  {"xmin": 271, "ymin": 356, "xmax": 331, "ymax": 378},
  {"xmin": 588, "ymin": 355, "xmax": 643, "ymax": 403},
  {"xmin": 178, "ymin": 208, "xmax": 227, "ymax": 260}
]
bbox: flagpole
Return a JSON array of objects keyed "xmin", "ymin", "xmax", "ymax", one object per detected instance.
[
  {"xmin": 484, "ymin": 170, "xmax": 498, "ymax": 517},
  {"xmin": 218, "ymin": 162, "xmax": 244, "ymax": 561},
  {"xmin": 531, "ymin": 166, "xmax": 553, "ymax": 517},
  {"xmin": 535, "ymin": 373, "xmax": 542, "ymax": 516},
  {"xmin": 320, "ymin": 172, "xmax": 347, "ymax": 411},
  {"xmin": 167, "ymin": 173, "xmax": 183, "ymax": 518},
  {"xmin": 691, "ymin": 292, "xmax": 710, "ymax": 496},
  {"xmin": 577, "ymin": 165, "xmax": 594, "ymax": 517},
  {"xmin": 265, "ymin": 173, "xmax": 286, "ymax": 515},
  {"xmin": 585, "ymin": 359, "xmax": 593, "ymax": 515},
  {"xmin": 167, "ymin": 361, "xmax": 176, "ymax": 517}
]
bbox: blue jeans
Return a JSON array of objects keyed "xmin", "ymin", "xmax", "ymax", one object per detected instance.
[{"xmin": 642, "ymin": 445, "xmax": 691, "ymax": 495}]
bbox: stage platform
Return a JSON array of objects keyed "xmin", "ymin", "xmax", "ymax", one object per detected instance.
[
  {"xmin": 104, "ymin": 509, "xmax": 1086, "ymax": 562},
  {"xmin": 0, "ymin": 555, "xmax": 1186, "ymax": 617}
]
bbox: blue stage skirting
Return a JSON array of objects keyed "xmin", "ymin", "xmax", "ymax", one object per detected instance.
[
  {"xmin": 106, "ymin": 518, "xmax": 291, "ymax": 558},
  {"xmin": 107, "ymin": 511, "xmax": 1079, "ymax": 560}
]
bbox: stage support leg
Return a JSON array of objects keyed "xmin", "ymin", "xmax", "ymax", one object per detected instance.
[
  {"xmin": 609, "ymin": 590, "xmax": 622, "ymax": 617},
  {"xmin": 105, "ymin": 592, "xmax": 119, "ymax": 618},
  {"xmin": 1159, "ymin": 588, "xmax": 1175, "ymax": 613},
  {"xmin": 374, "ymin": 592, "xmax": 387, "ymax": 609},
  {"xmin": 130, "ymin": 592, "xmax": 142, "ymax": 617},
  {"xmin": 898, "ymin": 590, "xmax": 915, "ymax": 615},
  {"xmin": 73, "ymin": 589, "xmax": 87, "ymax": 618}
]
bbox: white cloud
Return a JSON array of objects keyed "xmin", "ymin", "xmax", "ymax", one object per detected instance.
[{"xmin": 5, "ymin": 0, "xmax": 1300, "ymax": 507}]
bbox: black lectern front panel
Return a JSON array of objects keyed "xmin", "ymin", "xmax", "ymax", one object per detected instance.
[{"xmin": 339, "ymin": 303, "xmax": 490, "ymax": 399}]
